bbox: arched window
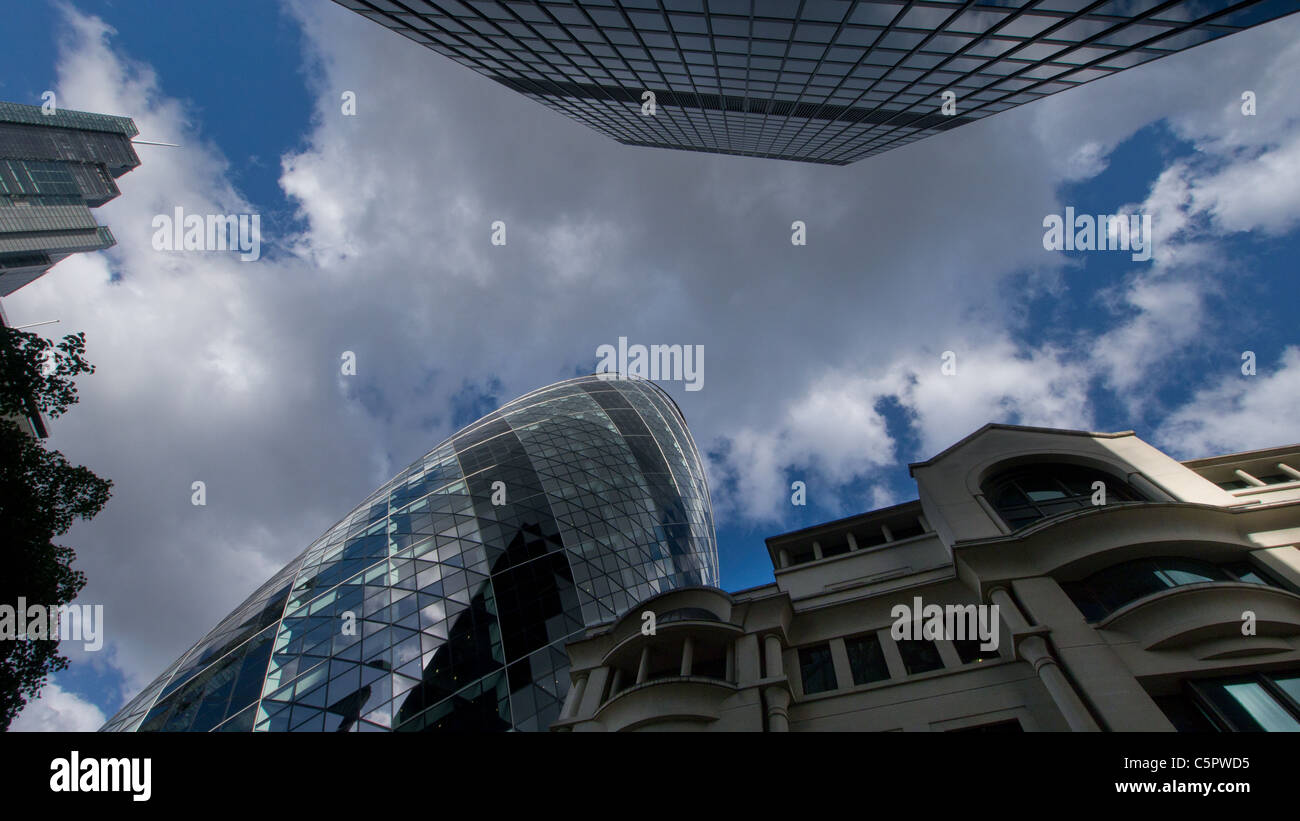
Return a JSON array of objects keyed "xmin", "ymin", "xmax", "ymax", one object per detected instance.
[
  {"xmin": 657, "ymin": 607, "xmax": 720, "ymax": 624},
  {"xmin": 982, "ymin": 463, "xmax": 1144, "ymax": 530},
  {"xmin": 1062, "ymin": 557, "xmax": 1284, "ymax": 621}
]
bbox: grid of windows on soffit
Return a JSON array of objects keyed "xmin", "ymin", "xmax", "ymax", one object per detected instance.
[{"xmin": 330, "ymin": 0, "xmax": 1299, "ymax": 165}]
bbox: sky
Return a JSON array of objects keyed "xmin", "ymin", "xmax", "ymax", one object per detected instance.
[{"xmin": 2, "ymin": 0, "xmax": 1298, "ymax": 730}]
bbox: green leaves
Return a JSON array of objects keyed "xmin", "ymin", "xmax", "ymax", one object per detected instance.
[
  {"xmin": 0, "ymin": 419, "xmax": 112, "ymax": 537},
  {"xmin": 0, "ymin": 327, "xmax": 95, "ymax": 422},
  {"xmin": 0, "ymin": 327, "xmax": 110, "ymax": 730}
]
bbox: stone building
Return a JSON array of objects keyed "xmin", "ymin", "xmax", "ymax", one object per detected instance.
[{"xmin": 554, "ymin": 424, "xmax": 1300, "ymax": 731}]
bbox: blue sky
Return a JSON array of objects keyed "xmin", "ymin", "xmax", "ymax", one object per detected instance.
[
  {"xmin": 3, "ymin": 1, "xmax": 1299, "ymax": 728},
  {"xmin": 1, "ymin": 0, "xmax": 312, "ymax": 217}
]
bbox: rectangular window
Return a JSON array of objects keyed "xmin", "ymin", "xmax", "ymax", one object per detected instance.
[
  {"xmin": 844, "ymin": 634, "xmax": 890, "ymax": 685},
  {"xmin": 1196, "ymin": 680, "xmax": 1300, "ymax": 731},
  {"xmin": 1175, "ymin": 670, "xmax": 1300, "ymax": 732},
  {"xmin": 798, "ymin": 644, "xmax": 837, "ymax": 695},
  {"xmin": 896, "ymin": 638, "xmax": 944, "ymax": 675}
]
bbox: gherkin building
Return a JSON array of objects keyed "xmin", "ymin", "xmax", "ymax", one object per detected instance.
[{"xmin": 102, "ymin": 375, "xmax": 718, "ymax": 732}]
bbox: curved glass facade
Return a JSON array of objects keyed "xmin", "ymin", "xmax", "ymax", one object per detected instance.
[{"xmin": 103, "ymin": 375, "xmax": 717, "ymax": 732}]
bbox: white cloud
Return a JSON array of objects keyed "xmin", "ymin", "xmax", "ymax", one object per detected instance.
[
  {"xmin": 1190, "ymin": 136, "xmax": 1300, "ymax": 236},
  {"xmin": 902, "ymin": 339, "xmax": 1094, "ymax": 456},
  {"xmin": 709, "ymin": 337, "xmax": 1093, "ymax": 521},
  {"xmin": 1090, "ymin": 274, "xmax": 1207, "ymax": 398},
  {"xmin": 712, "ymin": 371, "xmax": 899, "ymax": 522},
  {"xmin": 867, "ymin": 483, "xmax": 899, "ymax": 512},
  {"xmin": 1081, "ymin": 25, "xmax": 1300, "ymax": 410},
  {"xmin": 10, "ymin": 682, "xmax": 107, "ymax": 732},
  {"xmin": 1157, "ymin": 346, "xmax": 1300, "ymax": 458}
]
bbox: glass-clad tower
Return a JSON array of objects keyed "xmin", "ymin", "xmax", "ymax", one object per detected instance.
[
  {"xmin": 103, "ymin": 375, "xmax": 718, "ymax": 732},
  {"xmin": 332, "ymin": 0, "xmax": 1298, "ymax": 165},
  {"xmin": 0, "ymin": 101, "xmax": 140, "ymax": 294}
]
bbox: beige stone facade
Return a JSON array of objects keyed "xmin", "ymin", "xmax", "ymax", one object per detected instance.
[{"xmin": 552, "ymin": 424, "xmax": 1300, "ymax": 732}]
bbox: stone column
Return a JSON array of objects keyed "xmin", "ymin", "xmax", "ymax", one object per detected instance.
[
  {"xmin": 578, "ymin": 666, "xmax": 611, "ymax": 717},
  {"xmin": 635, "ymin": 645, "xmax": 650, "ymax": 685},
  {"xmin": 762, "ymin": 634, "xmax": 791, "ymax": 731},
  {"xmin": 829, "ymin": 638, "xmax": 854, "ymax": 689},
  {"xmin": 988, "ymin": 586, "xmax": 1099, "ymax": 731},
  {"xmin": 1009, "ymin": 577, "xmax": 1174, "ymax": 731},
  {"xmin": 764, "ymin": 634, "xmax": 784, "ymax": 678},
  {"xmin": 681, "ymin": 635, "xmax": 694, "ymax": 676},
  {"xmin": 736, "ymin": 634, "xmax": 761, "ymax": 684},
  {"xmin": 765, "ymin": 686, "xmax": 790, "ymax": 732},
  {"xmin": 1017, "ymin": 635, "xmax": 1099, "ymax": 731},
  {"xmin": 561, "ymin": 672, "xmax": 588, "ymax": 719},
  {"xmin": 1235, "ymin": 469, "xmax": 1266, "ymax": 487}
]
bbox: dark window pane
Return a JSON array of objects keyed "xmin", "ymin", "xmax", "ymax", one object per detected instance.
[
  {"xmin": 982, "ymin": 464, "xmax": 1145, "ymax": 530},
  {"xmin": 1154, "ymin": 694, "xmax": 1220, "ymax": 732},
  {"xmin": 1061, "ymin": 579, "xmax": 1106, "ymax": 622},
  {"xmin": 657, "ymin": 607, "xmax": 719, "ymax": 624},
  {"xmin": 897, "ymin": 638, "xmax": 944, "ymax": 675},
  {"xmin": 1065, "ymin": 557, "xmax": 1276, "ymax": 621},
  {"xmin": 1089, "ymin": 559, "xmax": 1172, "ymax": 613},
  {"xmin": 1224, "ymin": 560, "xmax": 1292, "ymax": 590},
  {"xmin": 1269, "ymin": 673, "xmax": 1300, "ymax": 709},
  {"xmin": 692, "ymin": 641, "xmax": 727, "ymax": 680},
  {"xmin": 1225, "ymin": 561, "xmax": 1267, "ymax": 584},
  {"xmin": 799, "ymin": 644, "xmax": 837, "ymax": 695},
  {"xmin": 1157, "ymin": 559, "xmax": 1229, "ymax": 587},
  {"xmin": 1192, "ymin": 679, "xmax": 1300, "ymax": 732},
  {"xmin": 845, "ymin": 634, "xmax": 890, "ymax": 685}
]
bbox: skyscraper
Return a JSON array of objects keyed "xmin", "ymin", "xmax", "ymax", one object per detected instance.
[
  {"xmin": 332, "ymin": 0, "xmax": 1299, "ymax": 165},
  {"xmin": 103, "ymin": 375, "xmax": 718, "ymax": 732},
  {"xmin": 0, "ymin": 101, "xmax": 140, "ymax": 295}
]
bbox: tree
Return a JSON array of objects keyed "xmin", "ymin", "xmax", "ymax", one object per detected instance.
[{"xmin": 0, "ymin": 326, "xmax": 112, "ymax": 729}]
